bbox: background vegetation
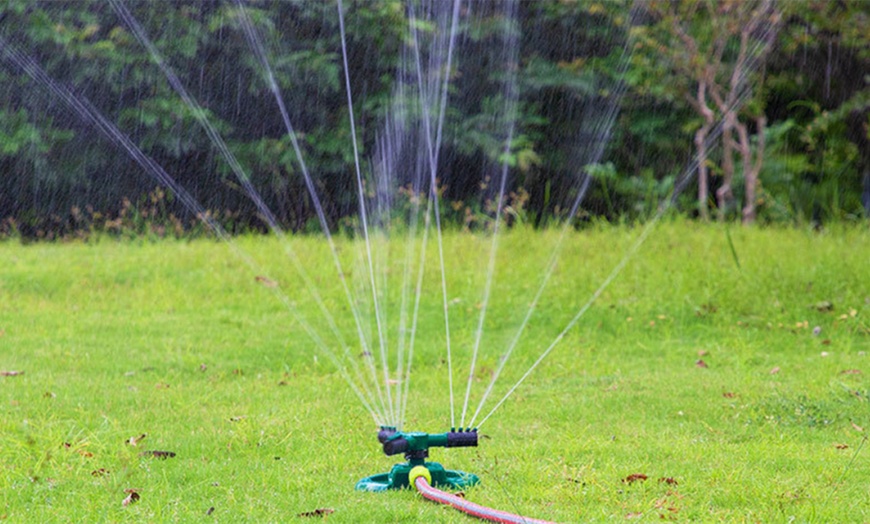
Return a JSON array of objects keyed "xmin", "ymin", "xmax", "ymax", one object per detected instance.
[{"xmin": 0, "ymin": 1, "xmax": 868, "ymax": 241}]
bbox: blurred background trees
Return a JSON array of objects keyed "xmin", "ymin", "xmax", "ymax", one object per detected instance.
[{"xmin": 0, "ymin": 0, "xmax": 867, "ymax": 239}]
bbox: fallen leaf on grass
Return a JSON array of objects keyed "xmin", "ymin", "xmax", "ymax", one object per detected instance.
[
  {"xmin": 140, "ymin": 450, "xmax": 176, "ymax": 459},
  {"xmin": 658, "ymin": 477, "xmax": 678, "ymax": 485},
  {"xmin": 698, "ymin": 303, "xmax": 717, "ymax": 315},
  {"xmin": 61, "ymin": 442, "xmax": 94, "ymax": 458},
  {"xmin": 31, "ymin": 477, "xmax": 57, "ymax": 487},
  {"xmin": 255, "ymin": 275, "xmax": 278, "ymax": 288},
  {"xmin": 834, "ymin": 443, "xmax": 849, "ymax": 450},
  {"xmin": 122, "ymin": 489, "xmax": 140, "ymax": 506},
  {"xmin": 296, "ymin": 508, "xmax": 334, "ymax": 518},
  {"xmin": 623, "ymin": 473, "xmax": 648, "ymax": 484},
  {"xmin": 814, "ymin": 301, "xmax": 834, "ymax": 312},
  {"xmin": 840, "ymin": 369, "xmax": 862, "ymax": 375},
  {"xmin": 769, "ymin": 367, "xmax": 780, "ymax": 375},
  {"xmin": 781, "ymin": 490, "xmax": 803, "ymax": 501},
  {"xmin": 229, "ymin": 416, "xmax": 246, "ymax": 422},
  {"xmin": 0, "ymin": 370, "xmax": 23, "ymax": 376},
  {"xmin": 155, "ymin": 383, "xmax": 170, "ymax": 389},
  {"xmin": 43, "ymin": 391, "xmax": 56, "ymax": 398},
  {"xmin": 654, "ymin": 498, "xmax": 678, "ymax": 510},
  {"xmin": 91, "ymin": 468, "xmax": 110, "ymax": 477},
  {"xmin": 821, "ymin": 339, "xmax": 831, "ymax": 345},
  {"xmin": 625, "ymin": 512, "xmax": 642, "ymax": 519},
  {"xmin": 695, "ymin": 359, "xmax": 708, "ymax": 368},
  {"xmin": 837, "ymin": 308, "xmax": 858, "ymax": 320},
  {"xmin": 722, "ymin": 392, "xmax": 737, "ymax": 398},
  {"xmin": 126, "ymin": 434, "xmax": 146, "ymax": 446},
  {"xmin": 851, "ymin": 422, "xmax": 864, "ymax": 433}
]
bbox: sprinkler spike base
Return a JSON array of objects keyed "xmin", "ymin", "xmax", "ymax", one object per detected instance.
[
  {"xmin": 356, "ymin": 461, "xmax": 479, "ymax": 492},
  {"xmin": 356, "ymin": 427, "xmax": 480, "ymax": 491}
]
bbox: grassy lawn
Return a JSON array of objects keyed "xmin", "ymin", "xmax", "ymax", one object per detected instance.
[{"xmin": 1, "ymin": 221, "xmax": 869, "ymax": 522}]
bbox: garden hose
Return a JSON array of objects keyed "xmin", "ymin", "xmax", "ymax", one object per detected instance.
[{"xmin": 412, "ymin": 469, "xmax": 557, "ymax": 524}]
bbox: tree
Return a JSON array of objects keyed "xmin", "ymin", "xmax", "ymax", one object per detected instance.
[
  {"xmin": 632, "ymin": 0, "xmax": 780, "ymax": 222},
  {"xmin": 763, "ymin": 0, "xmax": 870, "ymax": 221}
]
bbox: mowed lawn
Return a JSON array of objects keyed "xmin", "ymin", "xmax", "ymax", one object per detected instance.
[{"xmin": 1, "ymin": 221, "xmax": 868, "ymax": 522}]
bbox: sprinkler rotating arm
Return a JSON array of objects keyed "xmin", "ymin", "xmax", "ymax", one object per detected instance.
[{"xmin": 378, "ymin": 427, "xmax": 478, "ymax": 457}]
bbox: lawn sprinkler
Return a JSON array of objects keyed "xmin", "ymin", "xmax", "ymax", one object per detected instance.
[{"xmin": 355, "ymin": 426, "xmax": 480, "ymax": 491}]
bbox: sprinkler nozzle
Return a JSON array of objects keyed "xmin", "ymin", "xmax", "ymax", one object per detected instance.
[{"xmin": 377, "ymin": 426, "xmax": 397, "ymax": 444}]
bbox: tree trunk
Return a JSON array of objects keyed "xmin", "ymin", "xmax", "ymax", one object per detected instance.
[
  {"xmin": 717, "ymin": 115, "xmax": 736, "ymax": 220},
  {"xmin": 695, "ymin": 125, "xmax": 712, "ymax": 221},
  {"xmin": 738, "ymin": 116, "xmax": 766, "ymax": 224},
  {"xmin": 693, "ymin": 80, "xmax": 715, "ymax": 221}
]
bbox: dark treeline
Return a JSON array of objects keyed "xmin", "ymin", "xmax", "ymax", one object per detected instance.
[{"xmin": 0, "ymin": 1, "xmax": 867, "ymax": 240}]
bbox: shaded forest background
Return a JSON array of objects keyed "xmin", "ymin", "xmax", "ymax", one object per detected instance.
[{"xmin": 0, "ymin": 0, "xmax": 868, "ymax": 240}]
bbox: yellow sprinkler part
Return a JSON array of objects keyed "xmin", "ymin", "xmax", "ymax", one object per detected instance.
[{"xmin": 408, "ymin": 466, "xmax": 432, "ymax": 490}]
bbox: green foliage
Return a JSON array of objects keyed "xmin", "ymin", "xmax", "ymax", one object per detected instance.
[
  {"xmin": 0, "ymin": 0, "xmax": 867, "ymax": 238},
  {"xmin": 0, "ymin": 109, "xmax": 73, "ymax": 156}
]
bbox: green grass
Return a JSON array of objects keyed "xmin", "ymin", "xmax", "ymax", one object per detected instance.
[{"xmin": 1, "ymin": 221, "xmax": 869, "ymax": 522}]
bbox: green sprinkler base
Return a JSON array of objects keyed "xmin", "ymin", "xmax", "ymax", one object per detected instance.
[
  {"xmin": 356, "ymin": 460, "xmax": 479, "ymax": 492},
  {"xmin": 356, "ymin": 427, "xmax": 481, "ymax": 491}
]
